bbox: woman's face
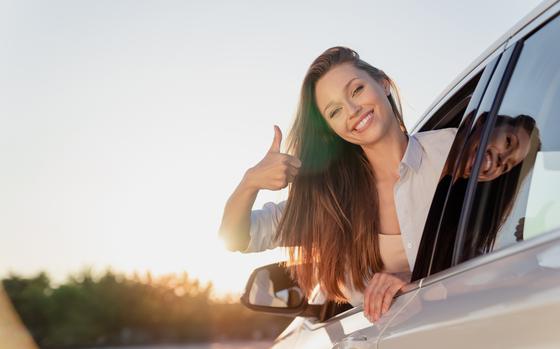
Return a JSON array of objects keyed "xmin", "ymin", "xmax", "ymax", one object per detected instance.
[
  {"xmin": 462, "ymin": 121, "xmax": 532, "ymax": 181},
  {"xmin": 314, "ymin": 63, "xmax": 397, "ymax": 146}
]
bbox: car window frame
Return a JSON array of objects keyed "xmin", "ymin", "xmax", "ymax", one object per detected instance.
[
  {"xmin": 409, "ymin": 53, "xmax": 503, "ymax": 282},
  {"xmin": 451, "ymin": 42, "xmax": 524, "ymax": 265},
  {"xmin": 412, "ymin": 45, "xmax": 520, "ymax": 283}
]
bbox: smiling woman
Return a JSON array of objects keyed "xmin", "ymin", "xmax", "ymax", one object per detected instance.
[
  {"xmin": 219, "ymin": 46, "xmax": 457, "ymax": 323},
  {"xmin": 314, "ymin": 58, "xmax": 406, "ymax": 142}
]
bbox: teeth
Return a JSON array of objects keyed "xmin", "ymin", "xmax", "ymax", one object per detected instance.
[
  {"xmin": 355, "ymin": 113, "xmax": 372, "ymax": 131},
  {"xmin": 483, "ymin": 153, "xmax": 492, "ymax": 172}
]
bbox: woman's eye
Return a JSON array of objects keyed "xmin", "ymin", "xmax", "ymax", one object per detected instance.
[
  {"xmin": 352, "ymin": 85, "xmax": 363, "ymax": 97},
  {"xmin": 330, "ymin": 108, "xmax": 340, "ymax": 118}
]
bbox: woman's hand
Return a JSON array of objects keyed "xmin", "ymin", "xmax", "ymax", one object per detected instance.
[
  {"xmin": 244, "ymin": 125, "xmax": 302, "ymax": 191},
  {"xmin": 363, "ymin": 272, "xmax": 409, "ymax": 323},
  {"xmin": 218, "ymin": 125, "xmax": 300, "ymax": 252}
]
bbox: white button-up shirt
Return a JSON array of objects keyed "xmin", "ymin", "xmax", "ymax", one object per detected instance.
[{"xmin": 244, "ymin": 128, "xmax": 457, "ymax": 273}]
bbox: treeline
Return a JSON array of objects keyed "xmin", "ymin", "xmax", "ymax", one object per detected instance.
[{"xmin": 2, "ymin": 270, "xmax": 291, "ymax": 348}]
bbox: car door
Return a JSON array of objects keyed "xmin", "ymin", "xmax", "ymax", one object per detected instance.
[{"xmin": 379, "ymin": 6, "xmax": 560, "ymax": 349}]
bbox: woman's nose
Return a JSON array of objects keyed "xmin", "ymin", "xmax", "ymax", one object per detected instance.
[{"xmin": 346, "ymin": 101, "xmax": 362, "ymax": 119}]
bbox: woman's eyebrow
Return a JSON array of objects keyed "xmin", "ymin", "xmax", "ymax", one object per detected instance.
[{"xmin": 322, "ymin": 77, "xmax": 359, "ymax": 114}]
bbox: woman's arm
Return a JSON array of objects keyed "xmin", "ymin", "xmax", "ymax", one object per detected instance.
[
  {"xmin": 219, "ymin": 126, "xmax": 301, "ymax": 252},
  {"xmin": 219, "ymin": 174, "xmax": 260, "ymax": 251}
]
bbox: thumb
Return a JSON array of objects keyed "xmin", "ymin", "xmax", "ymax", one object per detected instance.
[{"xmin": 268, "ymin": 125, "xmax": 282, "ymax": 153}]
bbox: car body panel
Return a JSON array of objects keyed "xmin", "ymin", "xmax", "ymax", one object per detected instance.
[
  {"xmin": 379, "ymin": 229, "xmax": 560, "ymax": 348},
  {"xmin": 271, "ymin": 288, "xmax": 421, "ymax": 349},
  {"xmin": 505, "ymin": 0, "xmax": 560, "ymax": 50}
]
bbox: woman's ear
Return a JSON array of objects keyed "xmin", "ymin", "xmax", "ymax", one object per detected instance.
[{"xmin": 383, "ymin": 79, "xmax": 391, "ymax": 96}]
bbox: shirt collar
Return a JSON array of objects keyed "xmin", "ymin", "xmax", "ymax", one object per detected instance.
[{"xmin": 400, "ymin": 134, "xmax": 423, "ymax": 173}]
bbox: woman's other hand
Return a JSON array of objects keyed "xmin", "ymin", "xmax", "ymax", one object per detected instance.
[
  {"xmin": 363, "ymin": 272, "xmax": 409, "ymax": 323},
  {"xmin": 244, "ymin": 125, "xmax": 302, "ymax": 191}
]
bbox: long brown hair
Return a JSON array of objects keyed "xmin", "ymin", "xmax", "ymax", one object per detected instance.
[{"xmin": 275, "ymin": 47, "xmax": 406, "ymax": 302}]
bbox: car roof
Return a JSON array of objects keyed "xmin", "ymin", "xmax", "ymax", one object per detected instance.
[{"xmin": 412, "ymin": 0, "xmax": 559, "ymax": 131}]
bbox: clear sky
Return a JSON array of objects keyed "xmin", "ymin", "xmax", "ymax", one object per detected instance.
[{"xmin": 0, "ymin": 0, "xmax": 544, "ymax": 297}]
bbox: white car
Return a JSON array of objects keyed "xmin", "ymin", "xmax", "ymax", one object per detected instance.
[{"xmin": 241, "ymin": 1, "xmax": 560, "ymax": 348}]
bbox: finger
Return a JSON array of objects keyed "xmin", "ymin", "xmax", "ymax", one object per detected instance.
[
  {"xmin": 286, "ymin": 166, "xmax": 299, "ymax": 178},
  {"xmin": 363, "ymin": 274, "xmax": 378, "ymax": 319},
  {"xmin": 363, "ymin": 276, "xmax": 374, "ymax": 317},
  {"xmin": 382, "ymin": 277, "xmax": 406, "ymax": 314},
  {"xmin": 372, "ymin": 282, "xmax": 391, "ymax": 321},
  {"xmin": 275, "ymin": 177, "xmax": 289, "ymax": 189},
  {"xmin": 286, "ymin": 155, "xmax": 302, "ymax": 168},
  {"xmin": 381, "ymin": 284, "xmax": 400, "ymax": 315},
  {"xmin": 370, "ymin": 273, "xmax": 390, "ymax": 320},
  {"xmin": 268, "ymin": 125, "xmax": 282, "ymax": 153},
  {"xmin": 364, "ymin": 273, "xmax": 380, "ymax": 320},
  {"xmin": 278, "ymin": 154, "xmax": 302, "ymax": 168}
]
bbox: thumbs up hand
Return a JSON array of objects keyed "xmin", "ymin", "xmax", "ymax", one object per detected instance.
[
  {"xmin": 244, "ymin": 125, "xmax": 302, "ymax": 191},
  {"xmin": 269, "ymin": 124, "xmax": 283, "ymax": 153}
]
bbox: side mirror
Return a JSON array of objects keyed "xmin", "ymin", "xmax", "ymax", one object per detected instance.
[{"xmin": 240, "ymin": 262, "xmax": 322, "ymax": 318}]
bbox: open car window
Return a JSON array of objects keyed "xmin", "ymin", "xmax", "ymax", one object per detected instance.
[{"xmin": 411, "ymin": 57, "xmax": 498, "ymax": 280}]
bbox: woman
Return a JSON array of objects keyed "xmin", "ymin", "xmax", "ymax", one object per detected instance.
[{"xmin": 219, "ymin": 47, "xmax": 456, "ymax": 323}]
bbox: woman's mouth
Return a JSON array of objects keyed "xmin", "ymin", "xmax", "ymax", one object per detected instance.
[
  {"xmin": 465, "ymin": 147, "xmax": 493, "ymax": 178},
  {"xmin": 478, "ymin": 150, "xmax": 501, "ymax": 180},
  {"xmin": 353, "ymin": 112, "xmax": 374, "ymax": 133}
]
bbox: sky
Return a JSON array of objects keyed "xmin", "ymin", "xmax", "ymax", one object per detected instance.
[{"xmin": 0, "ymin": 0, "xmax": 545, "ymax": 298}]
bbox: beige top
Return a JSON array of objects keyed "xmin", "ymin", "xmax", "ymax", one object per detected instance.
[{"xmin": 378, "ymin": 234, "xmax": 411, "ymax": 273}]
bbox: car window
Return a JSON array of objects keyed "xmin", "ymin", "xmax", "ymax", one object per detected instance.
[
  {"xmin": 458, "ymin": 13, "xmax": 560, "ymax": 261},
  {"xmin": 418, "ymin": 75, "xmax": 480, "ymax": 132},
  {"xmin": 411, "ymin": 56, "xmax": 501, "ymax": 280}
]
